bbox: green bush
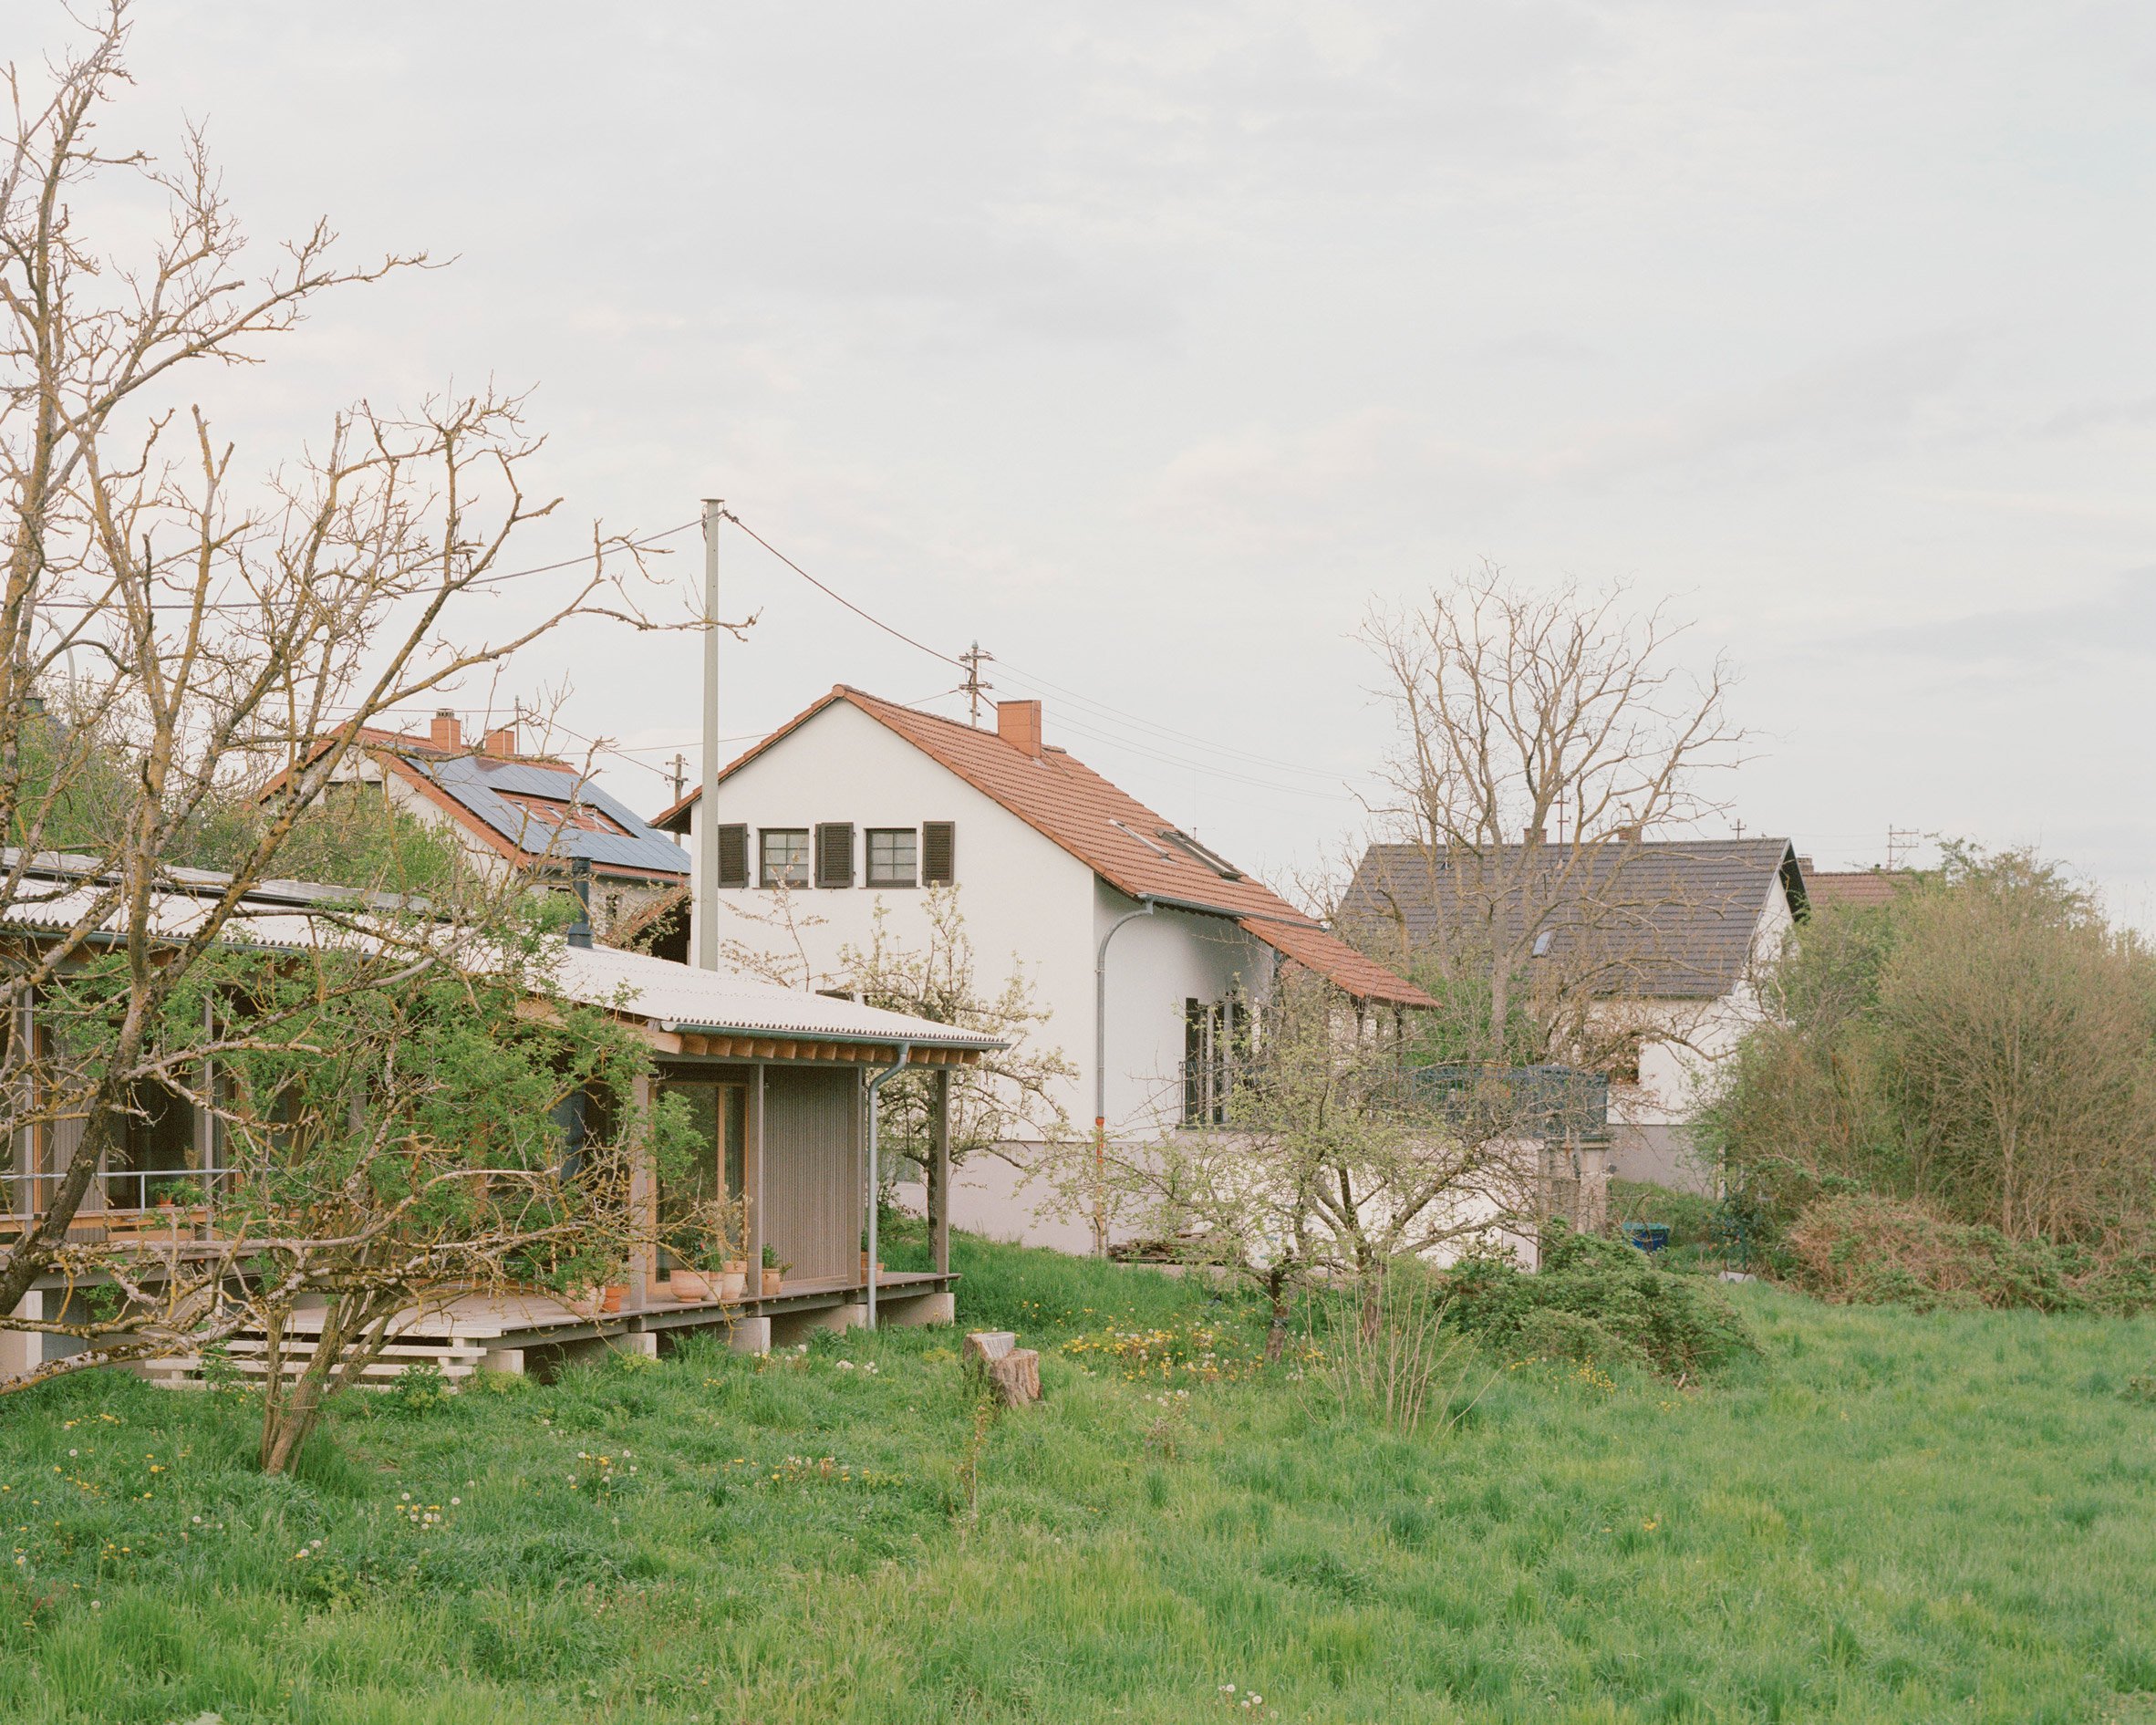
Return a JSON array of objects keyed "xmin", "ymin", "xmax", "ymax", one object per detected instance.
[
  {"xmin": 1784, "ymin": 1193, "xmax": 2156, "ymax": 1315},
  {"xmin": 1442, "ymin": 1223, "xmax": 1758, "ymax": 1379},
  {"xmin": 1511, "ymin": 1306, "xmax": 1640, "ymax": 1372}
]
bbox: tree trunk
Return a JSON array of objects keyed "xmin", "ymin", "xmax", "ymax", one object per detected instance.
[{"xmin": 1263, "ymin": 1263, "xmax": 1290, "ymax": 1364}]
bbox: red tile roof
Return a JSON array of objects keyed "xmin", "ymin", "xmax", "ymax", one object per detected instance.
[
  {"xmin": 1802, "ymin": 868, "xmax": 1913, "ymax": 909},
  {"xmin": 654, "ymin": 687, "xmax": 1435, "ymax": 1008}
]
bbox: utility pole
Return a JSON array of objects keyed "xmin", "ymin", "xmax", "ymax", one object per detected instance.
[
  {"xmin": 1886, "ymin": 826, "xmax": 1921, "ymax": 871},
  {"xmin": 698, "ymin": 499, "xmax": 723, "ymax": 970},
  {"xmin": 959, "ymin": 640, "xmax": 994, "ymax": 727},
  {"xmin": 667, "ymin": 752, "xmax": 688, "ymax": 805}
]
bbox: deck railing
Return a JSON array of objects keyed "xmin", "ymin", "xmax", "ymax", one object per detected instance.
[{"xmin": 3, "ymin": 1164, "xmax": 234, "ymax": 1224}]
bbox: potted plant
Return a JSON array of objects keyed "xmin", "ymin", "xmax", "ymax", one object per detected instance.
[
  {"xmin": 600, "ymin": 1283, "xmax": 629, "ymax": 1314},
  {"xmin": 761, "ymin": 1242, "xmax": 787, "ymax": 1296},
  {"xmin": 720, "ymin": 1252, "xmax": 748, "ymax": 1301},
  {"xmin": 669, "ymin": 1263, "xmax": 713, "ymax": 1303}
]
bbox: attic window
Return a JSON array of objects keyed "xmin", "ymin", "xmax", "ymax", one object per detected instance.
[
  {"xmin": 1110, "ymin": 819, "xmax": 1172, "ymax": 859},
  {"xmin": 496, "ymin": 789, "xmax": 627, "ymax": 837},
  {"xmin": 1156, "ymin": 827, "xmax": 1242, "ymax": 879},
  {"xmin": 1531, "ymin": 928, "xmax": 1555, "ymax": 958}
]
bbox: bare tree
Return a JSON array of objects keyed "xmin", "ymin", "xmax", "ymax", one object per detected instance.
[
  {"xmin": 1347, "ymin": 567, "xmax": 1749, "ymax": 1075},
  {"xmin": 0, "ymin": 5, "xmax": 681, "ymax": 1334},
  {"xmin": 1106, "ymin": 964, "xmax": 1538, "ymax": 1355}
]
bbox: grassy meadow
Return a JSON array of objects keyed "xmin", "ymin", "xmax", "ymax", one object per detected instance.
[{"xmin": 3, "ymin": 1233, "xmax": 2156, "ymax": 1724}]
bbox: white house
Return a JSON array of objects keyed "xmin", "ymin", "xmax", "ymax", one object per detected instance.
[
  {"xmin": 655, "ymin": 687, "xmax": 1432, "ymax": 1252},
  {"xmin": 1342, "ymin": 837, "xmax": 1809, "ymax": 1197}
]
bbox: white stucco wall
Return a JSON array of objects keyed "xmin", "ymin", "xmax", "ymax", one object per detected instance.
[
  {"xmin": 1094, "ymin": 884, "xmax": 1276, "ymax": 1136},
  {"xmin": 1598, "ymin": 871, "xmax": 1798, "ymax": 1194},
  {"xmin": 682, "ymin": 702, "xmax": 1095, "ymax": 1122}
]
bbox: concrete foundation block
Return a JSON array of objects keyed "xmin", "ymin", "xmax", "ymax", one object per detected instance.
[
  {"xmin": 1, "ymin": 1290, "xmax": 43, "ymax": 1382},
  {"xmin": 727, "ymin": 1314, "xmax": 772, "ymax": 1356},
  {"xmin": 878, "ymin": 1291, "xmax": 955, "ymax": 1328},
  {"xmin": 479, "ymin": 1346, "xmax": 525, "ymax": 1377}
]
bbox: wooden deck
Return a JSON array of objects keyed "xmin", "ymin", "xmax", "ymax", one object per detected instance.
[{"xmin": 133, "ymin": 1270, "xmax": 959, "ymax": 1388}]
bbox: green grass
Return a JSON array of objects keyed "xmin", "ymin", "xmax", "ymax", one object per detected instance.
[{"xmin": 4, "ymin": 1232, "xmax": 2156, "ymax": 1722}]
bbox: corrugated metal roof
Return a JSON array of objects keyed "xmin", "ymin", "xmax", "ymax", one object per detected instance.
[
  {"xmin": 1, "ymin": 854, "xmax": 1000, "ymax": 1051},
  {"xmin": 551, "ymin": 944, "xmax": 1003, "ymax": 1048},
  {"xmin": 406, "ymin": 752, "xmax": 689, "ymax": 878}
]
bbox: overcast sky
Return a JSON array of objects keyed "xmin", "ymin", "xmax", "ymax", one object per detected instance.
[{"xmin": 22, "ymin": 3, "xmax": 2156, "ymax": 920}]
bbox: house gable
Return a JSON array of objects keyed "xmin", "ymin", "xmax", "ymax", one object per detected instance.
[{"xmin": 659, "ymin": 687, "xmax": 1433, "ymax": 1008}]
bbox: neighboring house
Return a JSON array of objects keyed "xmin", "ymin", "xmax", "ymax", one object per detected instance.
[
  {"xmin": 655, "ymin": 686, "xmax": 1433, "ymax": 1253},
  {"xmin": 1799, "ymin": 862, "xmax": 1917, "ymax": 909},
  {"xmin": 275, "ymin": 712, "xmax": 690, "ymax": 956},
  {"xmin": 1342, "ymin": 837, "xmax": 1808, "ymax": 1197}
]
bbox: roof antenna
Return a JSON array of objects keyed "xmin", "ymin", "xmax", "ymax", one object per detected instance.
[{"xmin": 959, "ymin": 640, "xmax": 995, "ymax": 727}]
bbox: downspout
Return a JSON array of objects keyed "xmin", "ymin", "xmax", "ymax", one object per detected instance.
[
  {"xmin": 1093, "ymin": 896, "xmax": 1156, "ymax": 1258},
  {"xmin": 865, "ymin": 1043, "xmax": 912, "ymax": 1329}
]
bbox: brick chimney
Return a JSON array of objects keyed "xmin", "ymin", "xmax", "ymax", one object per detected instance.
[
  {"xmin": 1616, "ymin": 823, "xmax": 1643, "ymax": 842},
  {"xmin": 482, "ymin": 723, "xmax": 516, "ymax": 759},
  {"xmin": 429, "ymin": 710, "xmax": 461, "ymax": 752},
  {"xmin": 996, "ymin": 699, "xmax": 1042, "ymax": 758}
]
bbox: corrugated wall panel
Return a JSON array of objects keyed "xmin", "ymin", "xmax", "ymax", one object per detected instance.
[{"xmin": 760, "ymin": 1066, "xmax": 860, "ymax": 1282}]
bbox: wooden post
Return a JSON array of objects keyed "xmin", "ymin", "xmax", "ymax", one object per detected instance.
[
  {"xmin": 627, "ymin": 1072, "xmax": 657, "ymax": 1308},
  {"xmin": 931, "ymin": 1066, "xmax": 951, "ymax": 1277},
  {"xmin": 744, "ymin": 1063, "xmax": 765, "ymax": 1286}
]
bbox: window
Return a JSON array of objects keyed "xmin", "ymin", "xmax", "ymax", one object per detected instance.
[
  {"xmin": 866, "ymin": 827, "xmax": 917, "ymax": 888},
  {"xmin": 1531, "ymin": 928, "xmax": 1555, "ymax": 958},
  {"xmin": 760, "ymin": 828, "xmax": 810, "ymax": 887},
  {"xmin": 814, "ymin": 822, "xmax": 855, "ymax": 888},
  {"xmin": 716, "ymin": 823, "xmax": 749, "ymax": 888},
  {"xmin": 495, "ymin": 789, "xmax": 628, "ymax": 836},
  {"xmin": 1181, "ymin": 996, "xmax": 1244, "ymax": 1127},
  {"xmin": 1156, "ymin": 827, "xmax": 1243, "ymax": 879},
  {"xmin": 922, "ymin": 821, "xmax": 956, "ymax": 885}
]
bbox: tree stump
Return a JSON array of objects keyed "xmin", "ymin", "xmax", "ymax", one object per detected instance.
[
  {"xmin": 964, "ymin": 1330, "xmax": 1042, "ymax": 1407},
  {"xmin": 988, "ymin": 1348, "xmax": 1041, "ymax": 1408}
]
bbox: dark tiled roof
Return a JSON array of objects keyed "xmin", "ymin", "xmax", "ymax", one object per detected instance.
[
  {"xmin": 1342, "ymin": 837, "xmax": 1805, "ymax": 1000},
  {"xmin": 655, "ymin": 687, "xmax": 1435, "ymax": 1008}
]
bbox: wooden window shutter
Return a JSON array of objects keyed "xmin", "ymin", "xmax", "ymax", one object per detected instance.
[
  {"xmin": 715, "ymin": 823, "xmax": 749, "ymax": 888},
  {"xmin": 814, "ymin": 822, "xmax": 855, "ymax": 888},
  {"xmin": 921, "ymin": 821, "xmax": 955, "ymax": 886}
]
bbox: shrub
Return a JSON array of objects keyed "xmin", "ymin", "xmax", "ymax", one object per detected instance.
[
  {"xmin": 1441, "ymin": 1223, "xmax": 1757, "ymax": 1379},
  {"xmin": 1512, "ymin": 1307, "xmax": 1641, "ymax": 1372},
  {"xmin": 1782, "ymin": 1193, "xmax": 2156, "ymax": 1315}
]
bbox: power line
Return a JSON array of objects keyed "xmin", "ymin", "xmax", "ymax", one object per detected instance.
[
  {"xmin": 721, "ymin": 510, "xmax": 967, "ymax": 670},
  {"xmin": 718, "ymin": 511, "xmax": 1361, "ymax": 789},
  {"xmin": 27, "ymin": 520, "xmax": 700, "ymax": 614}
]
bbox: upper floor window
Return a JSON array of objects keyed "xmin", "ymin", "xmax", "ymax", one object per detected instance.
[
  {"xmin": 760, "ymin": 828, "xmax": 811, "ymax": 888},
  {"xmin": 866, "ymin": 827, "xmax": 917, "ymax": 888}
]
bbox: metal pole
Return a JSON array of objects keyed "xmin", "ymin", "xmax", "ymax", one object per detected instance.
[
  {"xmin": 1092, "ymin": 898, "xmax": 1154, "ymax": 1257},
  {"xmin": 866, "ymin": 1044, "xmax": 912, "ymax": 1328},
  {"xmin": 697, "ymin": 499, "xmax": 723, "ymax": 970}
]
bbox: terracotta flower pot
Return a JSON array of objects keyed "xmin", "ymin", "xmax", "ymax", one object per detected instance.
[
  {"xmin": 669, "ymin": 1270, "xmax": 712, "ymax": 1303},
  {"xmin": 719, "ymin": 1269, "xmax": 747, "ymax": 1302},
  {"xmin": 600, "ymin": 1284, "xmax": 628, "ymax": 1314},
  {"xmin": 761, "ymin": 1269, "xmax": 783, "ymax": 1296}
]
